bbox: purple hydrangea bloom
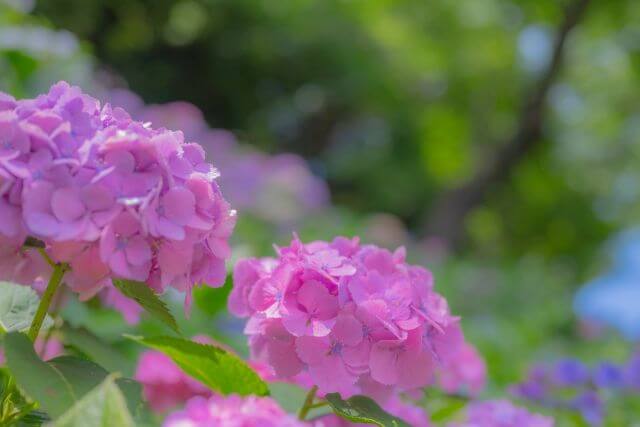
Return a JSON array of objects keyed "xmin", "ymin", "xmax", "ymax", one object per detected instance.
[
  {"xmin": 552, "ymin": 358, "xmax": 589, "ymax": 387},
  {"xmin": 592, "ymin": 362, "xmax": 624, "ymax": 389},
  {"xmin": 449, "ymin": 399, "xmax": 554, "ymax": 427},
  {"xmin": 0, "ymin": 82, "xmax": 235, "ymax": 305}
]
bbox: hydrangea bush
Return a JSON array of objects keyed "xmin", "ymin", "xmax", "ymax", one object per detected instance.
[{"xmin": 0, "ymin": 81, "xmax": 575, "ymax": 427}]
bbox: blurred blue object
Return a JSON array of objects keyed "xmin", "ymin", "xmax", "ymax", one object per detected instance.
[{"xmin": 574, "ymin": 229, "xmax": 640, "ymax": 340}]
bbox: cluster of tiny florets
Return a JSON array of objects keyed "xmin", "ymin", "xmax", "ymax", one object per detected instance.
[
  {"xmin": 0, "ymin": 82, "xmax": 235, "ymax": 302},
  {"xmin": 229, "ymin": 235, "xmax": 475, "ymax": 399}
]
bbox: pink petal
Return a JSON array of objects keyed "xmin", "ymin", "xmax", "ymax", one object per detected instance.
[
  {"xmin": 51, "ymin": 187, "xmax": 86, "ymax": 222},
  {"xmin": 125, "ymin": 237, "xmax": 152, "ymax": 266},
  {"xmin": 163, "ymin": 187, "xmax": 195, "ymax": 225}
]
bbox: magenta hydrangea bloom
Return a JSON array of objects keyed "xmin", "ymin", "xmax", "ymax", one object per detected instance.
[
  {"xmin": 0, "ymin": 82, "xmax": 235, "ymax": 304},
  {"xmin": 230, "ymin": 235, "xmax": 471, "ymax": 399},
  {"xmin": 449, "ymin": 400, "xmax": 554, "ymax": 427},
  {"xmin": 163, "ymin": 394, "xmax": 305, "ymax": 427}
]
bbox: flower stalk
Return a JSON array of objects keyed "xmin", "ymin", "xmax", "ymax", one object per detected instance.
[
  {"xmin": 298, "ymin": 385, "xmax": 319, "ymax": 420},
  {"xmin": 27, "ymin": 261, "xmax": 66, "ymax": 342}
]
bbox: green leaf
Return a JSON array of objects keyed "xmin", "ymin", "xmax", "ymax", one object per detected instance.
[
  {"xmin": 46, "ymin": 356, "xmax": 142, "ymax": 415},
  {"xmin": 325, "ymin": 393, "xmax": 411, "ymax": 427},
  {"xmin": 0, "ymin": 281, "xmax": 53, "ymax": 334},
  {"xmin": 52, "ymin": 376, "xmax": 134, "ymax": 427},
  {"xmin": 5, "ymin": 332, "xmax": 76, "ymax": 419},
  {"xmin": 61, "ymin": 325, "xmax": 132, "ymax": 376},
  {"xmin": 127, "ymin": 335, "xmax": 269, "ymax": 396},
  {"xmin": 5, "ymin": 333, "xmax": 142, "ymax": 418},
  {"xmin": 112, "ymin": 279, "xmax": 179, "ymax": 334}
]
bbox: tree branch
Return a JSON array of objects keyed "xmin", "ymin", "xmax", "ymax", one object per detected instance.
[{"xmin": 422, "ymin": 0, "xmax": 590, "ymax": 248}]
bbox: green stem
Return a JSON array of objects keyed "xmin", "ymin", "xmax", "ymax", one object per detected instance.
[
  {"xmin": 27, "ymin": 263, "xmax": 65, "ymax": 342},
  {"xmin": 298, "ymin": 385, "xmax": 319, "ymax": 420}
]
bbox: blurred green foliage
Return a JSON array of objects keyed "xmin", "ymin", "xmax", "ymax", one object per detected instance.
[
  {"xmin": 2, "ymin": 1, "xmax": 640, "ymax": 424},
  {"xmin": 32, "ymin": 0, "xmax": 640, "ymax": 274}
]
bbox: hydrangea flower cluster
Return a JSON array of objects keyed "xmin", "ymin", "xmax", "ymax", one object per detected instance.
[
  {"xmin": 163, "ymin": 394, "xmax": 305, "ymax": 427},
  {"xmin": 0, "ymin": 82, "xmax": 235, "ymax": 303},
  {"xmin": 107, "ymin": 90, "xmax": 329, "ymax": 227},
  {"xmin": 448, "ymin": 400, "xmax": 554, "ymax": 427},
  {"xmin": 229, "ymin": 235, "xmax": 474, "ymax": 399},
  {"xmin": 511, "ymin": 354, "xmax": 640, "ymax": 426}
]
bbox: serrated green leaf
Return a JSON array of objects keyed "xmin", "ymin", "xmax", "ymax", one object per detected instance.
[
  {"xmin": 325, "ymin": 393, "xmax": 411, "ymax": 427},
  {"xmin": 5, "ymin": 332, "xmax": 76, "ymax": 419},
  {"xmin": 52, "ymin": 376, "xmax": 134, "ymax": 427},
  {"xmin": 0, "ymin": 282, "xmax": 53, "ymax": 334},
  {"xmin": 112, "ymin": 279, "xmax": 179, "ymax": 334},
  {"xmin": 127, "ymin": 335, "xmax": 269, "ymax": 396},
  {"xmin": 61, "ymin": 325, "xmax": 132, "ymax": 376}
]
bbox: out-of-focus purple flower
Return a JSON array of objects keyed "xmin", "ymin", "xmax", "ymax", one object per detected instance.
[
  {"xmin": 552, "ymin": 358, "xmax": 589, "ymax": 387},
  {"xmin": 571, "ymin": 391, "xmax": 604, "ymax": 427},
  {"xmin": 592, "ymin": 362, "xmax": 624, "ymax": 389},
  {"xmin": 625, "ymin": 353, "xmax": 640, "ymax": 390},
  {"xmin": 449, "ymin": 399, "xmax": 554, "ymax": 427}
]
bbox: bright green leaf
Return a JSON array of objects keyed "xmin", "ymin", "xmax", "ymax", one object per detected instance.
[
  {"xmin": 0, "ymin": 281, "xmax": 53, "ymax": 334},
  {"xmin": 127, "ymin": 335, "xmax": 269, "ymax": 396},
  {"xmin": 429, "ymin": 398, "xmax": 467, "ymax": 422},
  {"xmin": 61, "ymin": 325, "xmax": 132, "ymax": 376},
  {"xmin": 5, "ymin": 332, "xmax": 76, "ymax": 419},
  {"xmin": 325, "ymin": 393, "xmax": 411, "ymax": 427},
  {"xmin": 112, "ymin": 279, "xmax": 179, "ymax": 334},
  {"xmin": 52, "ymin": 376, "xmax": 134, "ymax": 427}
]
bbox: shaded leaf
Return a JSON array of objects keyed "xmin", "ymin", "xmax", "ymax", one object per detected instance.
[
  {"xmin": 46, "ymin": 356, "xmax": 142, "ymax": 416},
  {"xmin": 61, "ymin": 325, "xmax": 132, "ymax": 376},
  {"xmin": 5, "ymin": 334, "xmax": 142, "ymax": 418},
  {"xmin": 52, "ymin": 376, "xmax": 134, "ymax": 427},
  {"xmin": 5, "ymin": 332, "xmax": 75, "ymax": 419},
  {"xmin": 112, "ymin": 279, "xmax": 179, "ymax": 334},
  {"xmin": 127, "ymin": 335, "xmax": 269, "ymax": 396},
  {"xmin": 0, "ymin": 282, "xmax": 53, "ymax": 334},
  {"xmin": 325, "ymin": 393, "xmax": 411, "ymax": 427}
]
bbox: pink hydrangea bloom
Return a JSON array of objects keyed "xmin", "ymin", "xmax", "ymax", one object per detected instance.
[
  {"xmin": 230, "ymin": 235, "xmax": 471, "ymax": 399},
  {"xmin": 436, "ymin": 326, "xmax": 487, "ymax": 396},
  {"xmin": 106, "ymin": 91, "xmax": 329, "ymax": 226},
  {"xmin": 163, "ymin": 394, "xmax": 305, "ymax": 427},
  {"xmin": 0, "ymin": 82, "xmax": 235, "ymax": 304},
  {"xmin": 449, "ymin": 400, "xmax": 554, "ymax": 427}
]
